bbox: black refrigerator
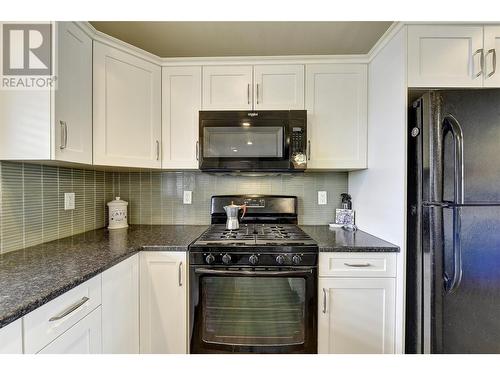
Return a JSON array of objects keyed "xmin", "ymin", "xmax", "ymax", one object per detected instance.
[{"xmin": 406, "ymin": 90, "xmax": 500, "ymax": 354}]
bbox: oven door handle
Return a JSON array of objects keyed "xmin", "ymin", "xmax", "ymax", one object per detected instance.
[{"xmin": 194, "ymin": 268, "xmax": 313, "ymax": 277}]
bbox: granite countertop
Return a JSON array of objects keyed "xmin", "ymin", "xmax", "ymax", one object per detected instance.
[
  {"xmin": 0, "ymin": 225, "xmax": 208, "ymax": 329},
  {"xmin": 0, "ymin": 223, "xmax": 398, "ymax": 329},
  {"xmin": 301, "ymin": 225, "xmax": 400, "ymax": 252}
]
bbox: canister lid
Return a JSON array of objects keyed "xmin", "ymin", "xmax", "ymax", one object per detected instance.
[{"xmin": 107, "ymin": 197, "xmax": 128, "ymax": 206}]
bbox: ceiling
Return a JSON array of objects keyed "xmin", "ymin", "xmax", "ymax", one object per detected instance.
[{"xmin": 89, "ymin": 21, "xmax": 393, "ymax": 58}]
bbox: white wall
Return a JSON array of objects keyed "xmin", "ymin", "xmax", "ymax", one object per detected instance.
[{"xmin": 348, "ymin": 27, "xmax": 407, "ymax": 353}]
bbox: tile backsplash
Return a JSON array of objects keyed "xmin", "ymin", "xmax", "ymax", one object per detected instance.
[
  {"xmin": 0, "ymin": 161, "xmax": 348, "ymax": 254},
  {"xmin": 0, "ymin": 162, "xmax": 113, "ymax": 254},
  {"xmin": 114, "ymin": 171, "xmax": 348, "ymax": 227}
]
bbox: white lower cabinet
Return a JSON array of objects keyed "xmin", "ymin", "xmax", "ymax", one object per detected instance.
[
  {"xmin": 102, "ymin": 254, "xmax": 139, "ymax": 354},
  {"xmin": 0, "ymin": 319, "xmax": 23, "ymax": 354},
  {"xmin": 139, "ymin": 252, "xmax": 188, "ymax": 354},
  {"xmin": 38, "ymin": 307, "xmax": 102, "ymax": 354},
  {"xmin": 318, "ymin": 253, "xmax": 396, "ymax": 354}
]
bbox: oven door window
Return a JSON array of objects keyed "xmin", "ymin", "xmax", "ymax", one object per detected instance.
[
  {"xmin": 203, "ymin": 127, "xmax": 284, "ymax": 158},
  {"xmin": 201, "ymin": 276, "xmax": 306, "ymax": 346}
]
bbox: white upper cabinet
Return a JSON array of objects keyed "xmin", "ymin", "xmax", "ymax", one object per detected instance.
[
  {"xmin": 305, "ymin": 64, "xmax": 367, "ymax": 170},
  {"xmin": 202, "ymin": 65, "xmax": 253, "ymax": 110},
  {"xmin": 93, "ymin": 41, "xmax": 161, "ymax": 168},
  {"xmin": 408, "ymin": 25, "xmax": 484, "ymax": 87},
  {"xmin": 0, "ymin": 22, "xmax": 92, "ymax": 163},
  {"xmin": 101, "ymin": 254, "xmax": 139, "ymax": 354},
  {"xmin": 54, "ymin": 22, "xmax": 93, "ymax": 164},
  {"xmin": 162, "ymin": 66, "xmax": 202, "ymax": 169},
  {"xmin": 140, "ymin": 252, "xmax": 188, "ymax": 354},
  {"xmin": 318, "ymin": 277, "xmax": 396, "ymax": 354},
  {"xmin": 253, "ymin": 65, "xmax": 304, "ymax": 110},
  {"xmin": 483, "ymin": 26, "xmax": 500, "ymax": 87}
]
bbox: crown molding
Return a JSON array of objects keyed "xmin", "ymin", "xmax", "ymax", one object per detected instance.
[{"xmin": 75, "ymin": 21, "xmax": 409, "ymax": 67}]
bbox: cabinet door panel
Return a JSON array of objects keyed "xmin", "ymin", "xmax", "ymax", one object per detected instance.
[
  {"xmin": 0, "ymin": 319, "xmax": 23, "ymax": 354},
  {"xmin": 408, "ymin": 25, "xmax": 484, "ymax": 87},
  {"xmin": 102, "ymin": 254, "xmax": 139, "ymax": 354},
  {"xmin": 306, "ymin": 64, "xmax": 367, "ymax": 169},
  {"xmin": 38, "ymin": 307, "xmax": 102, "ymax": 354},
  {"xmin": 54, "ymin": 22, "xmax": 92, "ymax": 164},
  {"xmin": 483, "ymin": 26, "xmax": 500, "ymax": 87},
  {"xmin": 140, "ymin": 252, "xmax": 187, "ymax": 354},
  {"xmin": 202, "ymin": 65, "xmax": 252, "ymax": 110},
  {"xmin": 318, "ymin": 278, "xmax": 395, "ymax": 354},
  {"xmin": 254, "ymin": 65, "xmax": 304, "ymax": 110},
  {"xmin": 162, "ymin": 66, "xmax": 201, "ymax": 169},
  {"xmin": 93, "ymin": 42, "xmax": 161, "ymax": 168}
]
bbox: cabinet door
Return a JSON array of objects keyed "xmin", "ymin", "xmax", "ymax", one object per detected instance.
[
  {"xmin": 306, "ymin": 64, "xmax": 367, "ymax": 169},
  {"xmin": 0, "ymin": 22, "xmax": 51, "ymax": 160},
  {"xmin": 93, "ymin": 42, "xmax": 161, "ymax": 168},
  {"xmin": 38, "ymin": 307, "xmax": 102, "ymax": 354},
  {"xmin": 254, "ymin": 65, "xmax": 304, "ymax": 110},
  {"xmin": 483, "ymin": 26, "xmax": 500, "ymax": 87},
  {"xmin": 54, "ymin": 22, "xmax": 92, "ymax": 164},
  {"xmin": 318, "ymin": 278, "xmax": 395, "ymax": 354},
  {"xmin": 140, "ymin": 252, "xmax": 187, "ymax": 354},
  {"xmin": 162, "ymin": 66, "xmax": 201, "ymax": 169},
  {"xmin": 202, "ymin": 65, "xmax": 253, "ymax": 110},
  {"xmin": 102, "ymin": 254, "xmax": 139, "ymax": 354},
  {"xmin": 0, "ymin": 319, "xmax": 23, "ymax": 354},
  {"xmin": 408, "ymin": 25, "xmax": 484, "ymax": 87}
]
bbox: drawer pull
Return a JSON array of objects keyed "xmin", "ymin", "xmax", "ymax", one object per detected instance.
[
  {"xmin": 343, "ymin": 262, "xmax": 371, "ymax": 267},
  {"xmin": 48, "ymin": 297, "xmax": 89, "ymax": 322}
]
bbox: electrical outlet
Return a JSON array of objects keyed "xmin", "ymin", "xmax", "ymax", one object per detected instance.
[
  {"xmin": 318, "ymin": 191, "xmax": 327, "ymax": 205},
  {"xmin": 183, "ymin": 190, "xmax": 192, "ymax": 204},
  {"xmin": 64, "ymin": 192, "xmax": 75, "ymax": 210}
]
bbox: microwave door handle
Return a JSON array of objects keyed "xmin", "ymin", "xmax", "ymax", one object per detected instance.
[
  {"xmin": 442, "ymin": 114, "xmax": 464, "ymax": 293},
  {"xmin": 195, "ymin": 268, "xmax": 312, "ymax": 277}
]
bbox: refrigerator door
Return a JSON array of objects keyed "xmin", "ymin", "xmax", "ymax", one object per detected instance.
[{"xmin": 431, "ymin": 90, "xmax": 500, "ymax": 353}]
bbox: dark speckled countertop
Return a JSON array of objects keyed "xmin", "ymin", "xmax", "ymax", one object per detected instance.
[
  {"xmin": 0, "ymin": 223, "xmax": 398, "ymax": 330},
  {"xmin": 301, "ymin": 226, "xmax": 399, "ymax": 252},
  {"xmin": 0, "ymin": 225, "xmax": 207, "ymax": 329}
]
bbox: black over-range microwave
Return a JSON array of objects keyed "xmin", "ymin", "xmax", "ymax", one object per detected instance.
[{"xmin": 198, "ymin": 110, "xmax": 307, "ymax": 172}]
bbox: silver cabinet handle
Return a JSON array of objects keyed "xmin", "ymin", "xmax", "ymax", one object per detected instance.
[
  {"xmin": 49, "ymin": 296, "xmax": 89, "ymax": 322},
  {"xmin": 486, "ymin": 48, "xmax": 497, "ymax": 77},
  {"xmin": 472, "ymin": 48, "xmax": 484, "ymax": 78},
  {"xmin": 256, "ymin": 83, "xmax": 260, "ymax": 104},
  {"xmin": 307, "ymin": 140, "xmax": 311, "ymax": 160},
  {"xmin": 178, "ymin": 261, "xmax": 183, "ymax": 286},
  {"xmin": 247, "ymin": 83, "xmax": 251, "ymax": 105},
  {"xmin": 59, "ymin": 121, "xmax": 67, "ymax": 150},
  {"xmin": 156, "ymin": 140, "xmax": 160, "ymax": 161},
  {"xmin": 196, "ymin": 141, "xmax": 199, "ymax": 161},
  {"xmin": 344, "ymin": 262, "xmax": 371, "ymax": 267},
  {"xmin": 322, "ymin": 288, "xmax": 327, "ymax": 314}
]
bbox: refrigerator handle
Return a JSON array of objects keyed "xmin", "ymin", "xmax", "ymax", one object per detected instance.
[{"xmin": 442, "ymin": 115, "xmax": 464, "ymax": 293}]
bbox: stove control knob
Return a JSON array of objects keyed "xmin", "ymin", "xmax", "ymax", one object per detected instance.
[
  {"xmin": 222, "ymin": 253, "xmax": 232, "ymax": 265},
  {"xmin": 275, "ymin": 255, "xmax": 286, "ymax": 265},
  {"xmin": 292, "ymin": 255, "xmax": 302, "ymax": 265},
  {"xmin": 249, "ymin": 254, "xmax": 259, "ymax": 265},
  {"xmin": 205, "ymin": 254, "xmax": 215, "ymax": 265}
]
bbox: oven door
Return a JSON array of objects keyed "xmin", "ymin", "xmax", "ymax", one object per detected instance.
[
  {"xmin": 199, "ymin": 114, "xmax": 291, "ymax": 171},
  {"xmin": 189, "ymin": 267, "xmax": 317, "ymax": 353}
]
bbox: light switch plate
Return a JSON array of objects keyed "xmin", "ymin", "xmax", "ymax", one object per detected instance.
[
  {"xmin": 318, "ymin": 191, "xmax": 327, "ymax": 205},
  {"xmin": 183, "ymin": 191, "xmax": 192, "ymax": 204},
  {"xmin": 64, "ymin": 192, "xmax": 75, "ymax": 210}
]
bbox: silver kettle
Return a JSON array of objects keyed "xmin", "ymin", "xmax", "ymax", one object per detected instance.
[{"xmin": 223, "ymin": 202, "xmax": 247, "ymax": 230}]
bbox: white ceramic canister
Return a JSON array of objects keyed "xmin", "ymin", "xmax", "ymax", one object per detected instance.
[{"xmin": 107, "ymin": 197, "xmax": 129, "ymax": 229}]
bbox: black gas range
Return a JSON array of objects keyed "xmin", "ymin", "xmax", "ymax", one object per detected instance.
[{"xmin": 189, "ymin": 195, "xmax": 318, "ymax": 354}]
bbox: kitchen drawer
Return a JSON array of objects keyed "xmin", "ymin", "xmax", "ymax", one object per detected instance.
[
  {"xmin": 319, "ymin": 253, "xmax": 396, "ymax": 278},
  {"xmin": 23, "ymin": 275, "xmax": 101, "ymax": 354}
]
